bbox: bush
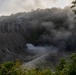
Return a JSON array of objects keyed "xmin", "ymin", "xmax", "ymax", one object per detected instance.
[
  {"xmin": 0, "ymin": 60, "xmax": 25, "ymax": 75},
  {"xmin": 0, "ymin": 53, "xmax": 76, "ymax": 75},
  {"xmin": 55, "ymin": 53, "xmax": 76, "ymax": 75}
]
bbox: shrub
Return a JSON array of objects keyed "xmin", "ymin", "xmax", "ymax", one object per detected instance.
[{"xmin": 0, "ymin": 53, "xmax": 76, "ymax": 75}]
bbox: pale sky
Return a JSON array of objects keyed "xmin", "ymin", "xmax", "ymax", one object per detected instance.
[{"xmin": 0, "ymin": 0, "xmax": 73, "ymax": 16}]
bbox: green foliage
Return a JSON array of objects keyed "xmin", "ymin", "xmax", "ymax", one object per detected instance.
[
  {"xmin": 65, "ymin": 53, "xmax": 76, "ymax": 75},
  {"xmin": 55, "ymin": 58, "xmax": 66, "ymax": 75},
  {"xmin": 0, "ymin": 53, "xmax": 76, "ymax": 75},
  {"xmin": 56, "ymin": 58, "xmax": 66, "ymax": 71},
  {"xmin": 0, "ymin": 60, "xmax": 25, "ymax": 75},
  {"xmin": 24, "ymin": 68, "xmax": 53, "ymax": 75},
  {"xmin": 55, "ymin": 53, "xmax": 76, "ymax": 75}
]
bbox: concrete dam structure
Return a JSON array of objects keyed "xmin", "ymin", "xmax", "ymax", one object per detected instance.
[{"xmin": 0, "ymin": 18, "xmax": 29, "ymax": 63}]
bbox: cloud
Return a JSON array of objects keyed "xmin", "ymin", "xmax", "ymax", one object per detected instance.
[{"xmin": 0, "ymin": 0, "xmax": 73, "ymax": 16}]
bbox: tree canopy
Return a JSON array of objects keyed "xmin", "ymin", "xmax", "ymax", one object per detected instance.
[{"xmin": 71, "ymin": 0, "xmax": 76, "ymax": 14}]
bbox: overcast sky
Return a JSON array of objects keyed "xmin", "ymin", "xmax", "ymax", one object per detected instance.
[{"xmin": 0, "ymin": 0, "xmax": 73, "ymax": 16}]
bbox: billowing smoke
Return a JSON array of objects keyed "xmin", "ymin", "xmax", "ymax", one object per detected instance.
[
  {"xmin": 0, "ymin": 6, "xmax": 75, "ymax": 51},
  {"xmin": 21, "ymin": 7, "xmax": 75, "ymax": 51},
  {"xmin": 0, "ymin": 7, "xmax": 76, "ymax": 64},
  {"xmin": 22, "ymin": 43, "xmax": 59, "ymax": 69},
  {"xmin": 26, "ymin": 43, "xmax": 58, "ymax": 56}
]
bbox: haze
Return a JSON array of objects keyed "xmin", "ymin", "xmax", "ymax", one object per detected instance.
[{"xmin": 0, "ymin": 0, "xmax": 73, "ymax": 16}]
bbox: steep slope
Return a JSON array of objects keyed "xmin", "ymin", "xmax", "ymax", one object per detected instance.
[{"xmin": 22, "ymin": 50, "xmax": 69, "ymax": 69}]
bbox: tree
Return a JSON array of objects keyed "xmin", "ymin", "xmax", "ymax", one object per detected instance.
[
  {"xmin": 0, "ymin": 60, "xmax": 25, "ymax": 75},
  {"xmin": 71, "ymin": 0, "xmax": 76, "ymax": 14}
]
